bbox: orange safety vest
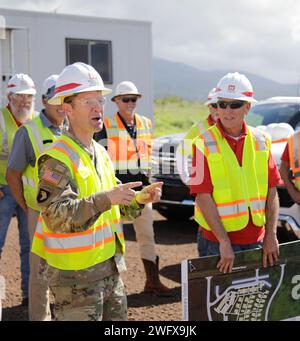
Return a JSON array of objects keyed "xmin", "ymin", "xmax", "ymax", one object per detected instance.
[
  {"xmin": 105, "ymin": 113, "xmax": 153, "ymax": 171},
  {"xmin": 288, "ymin": 131, "xmax": 300, "ymax": 190}
]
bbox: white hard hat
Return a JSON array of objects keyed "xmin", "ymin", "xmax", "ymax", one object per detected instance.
[
  {"xmin": 205, "ymin": 87, "xmax": 218, "ymax": 105},
  {"xmin": 266, "ymin": 123, "xmax": 294, "ymax": 141},
  {"xmin": 42, "ymin": 74, "xmax": 59, "ymax": 100},
  {"xmin": 111, "ymin": 81, "xmax": 142, "ymax": 102},
  {"xmin": 7, "ymin": 73, "xmax": 36, "ymax": 95},
  {"xmin": 48, "ymin": 62, "xmax": 112, "ymax": 105},
  {"xmin": 215, "ymin": 72, "xmax": 256, "ymax": 103}
]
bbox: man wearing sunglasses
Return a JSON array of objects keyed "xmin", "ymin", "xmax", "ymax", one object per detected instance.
[
  {"xmin": 95, "ymin": 81, "xmax": 172, "ymax": 297},
  {"xmin": 6, "ymin": 75, "xmax": 67, "ymax": 321},
  {"xmin": 190, "ymin": 72, "xmax": 281, "ymax": 274},
  {"xmin": 176, "ymin": 87, "xmax": 219, "ymax": 185}
]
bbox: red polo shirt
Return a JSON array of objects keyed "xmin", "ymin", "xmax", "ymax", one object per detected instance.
[
  {"xmin": 190, "ymin": 120, "xmax": 281, "ymax": 244},
  {"xmin": 281, "ymin": 143, "xmax": 290, "ymax": 165}
]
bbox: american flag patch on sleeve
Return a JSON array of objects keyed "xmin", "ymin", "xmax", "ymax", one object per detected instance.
[{"xmin": 42, "ymin": 169, "xmax": 62, "ymax": 185}]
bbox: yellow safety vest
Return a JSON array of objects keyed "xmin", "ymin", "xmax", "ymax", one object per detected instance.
[
  {"xmin": 0, "ymin": 107, "xmax": 35, "ymax": 184},
  {"xmin": 288, "ymin": 131, "xmax": 300, "ymax": 190},
  {"xmin": 31, "ymin": 134, "xmax": 124, "ymax": 271},
  {"xmin": 177, "ymin": 117, "xmax": 212, "ymax": 158},
  {"xmin": 193, "ymin": 125, "xmax": 270, "ymax": 232},
  {"xmin": 22, "ymin": 115, "xmax": 57, "ymax": 210},
  {"xmin": 105, "ymin": 113, "xmax": 153, "ymax": 171}
]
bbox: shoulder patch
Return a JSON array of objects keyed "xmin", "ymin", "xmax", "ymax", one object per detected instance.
[{"xmin": 37, "ymin": 189, "xmax": 51, "ymax": 203}]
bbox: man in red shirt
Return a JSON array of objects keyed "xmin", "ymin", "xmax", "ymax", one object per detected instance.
[
  {"xmin": 280, "ymin": 135, "xmax": 300, "ymax": 203},
  {"xmin": 190, "ymin": 72, "xmax": 281, "ymax": 273}
]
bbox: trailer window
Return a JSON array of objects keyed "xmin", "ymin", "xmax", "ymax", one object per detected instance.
[{"xmin": 66, "ymin": 38, "xmax": 113, "ymax": 84}]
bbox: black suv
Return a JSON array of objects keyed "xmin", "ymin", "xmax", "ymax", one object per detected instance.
[{"xmin": 150, "ymin": 97, "xmax": 300, "ymax": 241}]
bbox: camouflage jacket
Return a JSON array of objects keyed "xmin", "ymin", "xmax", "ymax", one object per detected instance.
[{"xmin": 36, "ymin": 131, "xmax": 144, "ymax": 282}]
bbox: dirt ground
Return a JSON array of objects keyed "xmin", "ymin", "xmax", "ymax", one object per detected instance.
[{"xmin": 0, "ymin": 211, "xmax": 198, "ymax": 321}]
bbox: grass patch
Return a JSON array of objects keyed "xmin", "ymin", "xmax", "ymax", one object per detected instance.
[{"xmin": 154, "ymin": 96, "xmax": 209, "ymax": 137}]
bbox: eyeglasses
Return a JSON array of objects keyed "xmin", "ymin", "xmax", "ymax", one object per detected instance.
[
  {"xmin": 13, "ymin": 94, "xmax": 34, "ymax": 100},
  {"xmin": 217, "ymin": 100, "xmax": 246, "ymax": 110},
  {"xmin": 121, "ymin": 97, "xmax": 138, "ymax": 103},
  {"xmin": 75, "ymin": 97, "xmax": 106, "ymax": 107},
  {"xmin": 210, "ymin": 103, "xmax": 218, "ymax": 109}
]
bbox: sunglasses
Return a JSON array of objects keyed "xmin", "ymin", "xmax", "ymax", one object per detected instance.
[
  {"xmin": 217, "ymin": 100, "xmax": 246, "ymax": 110},
  {"xmin": 121, "ymin": 97, "xmax": 138, "ymax": 103},
  {"xmin": 210, "ymin": 103, "xmax": 218, "ymax": 109}
]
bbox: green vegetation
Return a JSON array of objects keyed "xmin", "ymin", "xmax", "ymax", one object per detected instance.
[{"xmin": 153, "ymin": 96, "xmax": 209, "ymax": 137}]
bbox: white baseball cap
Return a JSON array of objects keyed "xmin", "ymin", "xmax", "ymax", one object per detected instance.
[
  {"xmin": 42, "ymin": 74, "xmax": 59, "ymax": 100},
  {"xmin": 7, "ymin": 73, "xmax": 36, "ymax": 95}
]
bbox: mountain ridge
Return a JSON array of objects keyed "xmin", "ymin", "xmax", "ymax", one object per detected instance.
[{"xmin": 153, "ymin": 58, "xmax": 299, "ymax": 101}]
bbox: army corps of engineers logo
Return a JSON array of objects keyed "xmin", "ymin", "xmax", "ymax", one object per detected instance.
[{"xmin": 206, "ymin": 264, "xmax": 285, "ymax": 321}]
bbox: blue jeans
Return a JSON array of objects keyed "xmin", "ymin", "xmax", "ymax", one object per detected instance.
[
  {"xmin": 197, "ymin": 229, "xmax": 262, "ymax": 257},
  {"xmin": 0, "ymin": 185, "xmax": 30, "ymax": 298}
]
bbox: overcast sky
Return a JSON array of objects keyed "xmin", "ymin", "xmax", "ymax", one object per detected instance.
[{"xmin": 1, "ymin": 0, "xmax": 300, "ymax": 84}]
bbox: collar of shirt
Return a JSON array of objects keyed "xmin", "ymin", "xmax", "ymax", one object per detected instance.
[
  {"xmin": 40, "ymin": 109, "xmax": 55, "ymax": 129},
  {"xmin": 207, "ymin": 114, "xmax": 215, "ymax": 126},
  {"xmin": 40, "ymin": 109, "xmax": 68, "ymax": 132},
  {"xmin": 117, "ymin": 112, "xmax": 137, "ymax": 139},
  {"xmin": 216, "ymin": 119, "xmax": 247, "ymax": 141}
]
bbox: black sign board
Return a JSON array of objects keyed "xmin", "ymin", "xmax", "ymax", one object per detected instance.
[{"xmin": 181, "ymin": 240, "xmax": 300, "ymax": 321}]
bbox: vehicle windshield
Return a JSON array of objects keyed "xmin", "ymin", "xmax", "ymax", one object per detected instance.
[{"xmin": 246, "ymin": 102, "xmax": 299, "ymax": 127}]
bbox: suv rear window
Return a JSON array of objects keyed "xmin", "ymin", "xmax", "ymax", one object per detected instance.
[{"xmin": 246, "ymin": 103, "xmax": 299, "ymax": 127}]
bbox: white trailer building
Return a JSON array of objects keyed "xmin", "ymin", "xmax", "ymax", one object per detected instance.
[{"xmin": 0, "ymin": 8, "xmax": 153, "ymax": 119}]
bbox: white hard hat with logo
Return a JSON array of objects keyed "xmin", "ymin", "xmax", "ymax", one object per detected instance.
[
  {"xmin": 111, "ymin": 81, "xmax": 142, "ymax": 102},
  {"xmin": 48, "ymin": 62, "xmax": 112, "ymax": 105},
  {"xmin": 7, "ymin": 73, "xmax": 36, "ymax": 95},
  {"xmin": 42, "ymin": 74, "xmax": 59, "ymax": 100},
  {"xmin": 205, "ymin": 87, "xmax": 218, "ymax": 105},
  {"xmin": 215, "ymin": 72, "xmax": 256, "ymax": 103}
]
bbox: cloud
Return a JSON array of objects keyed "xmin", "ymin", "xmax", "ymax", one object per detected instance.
[{"xmin": 1, "ymin": 0, "xmax": 300, "ymax": 83}]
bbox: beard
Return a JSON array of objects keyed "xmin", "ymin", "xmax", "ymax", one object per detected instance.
[{"xmin": 10, "ymin": 102, "xmax": 35, "ymax": 123}]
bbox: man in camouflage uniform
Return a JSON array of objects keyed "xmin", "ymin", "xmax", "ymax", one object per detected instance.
[{"xmin": 31, "ymin": 62, "xmax": 163, "ymax": 321}]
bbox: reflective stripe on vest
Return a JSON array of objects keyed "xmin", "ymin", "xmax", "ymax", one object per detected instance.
[
  {"xmin": 31, "ymin": 135, "xmax": 124, "ymax": 270},
  {"xmin": 105, "ymin": 113, "xmax": 152, "ymax": 171},
  {"xmin": 197, "ymin": 118, "xmax": 211, "ymax": 134},
  {"xmin": 193, "ymin": 125, "xmax": 269, "ymax": 232},
  {"xmin": 22, "ymin": 115, "xmax": 56, "ymax": 210},
  {"xmin": 178, "ymin": 118, "xmax": 213, "ymax": 157}
]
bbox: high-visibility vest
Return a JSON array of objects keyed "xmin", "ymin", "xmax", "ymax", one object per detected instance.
[
  {"xmin": 105, "ymin": 113, "xmax": 153, "ymax": 171},
  {"xmin": 22, "ymin": 115, "xmax": 57, "ymax": 210},
  {"xmin": 288, "ymin": 131, "xmax": 300, "ymax": 190},
  {"xmin": 193, "ymin": 125, "xmax": 270, "ymax": 232},
  {"xmin": 177, "ymin": 117, "xmax": 213, "ymax": 158},
  {"xmin": 31, "ymin": 134, "xmax": 124, "ymax": 271},
  {"xmin": 0, "ymin": 107, "xmax": 34, "ymax": 185}
]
